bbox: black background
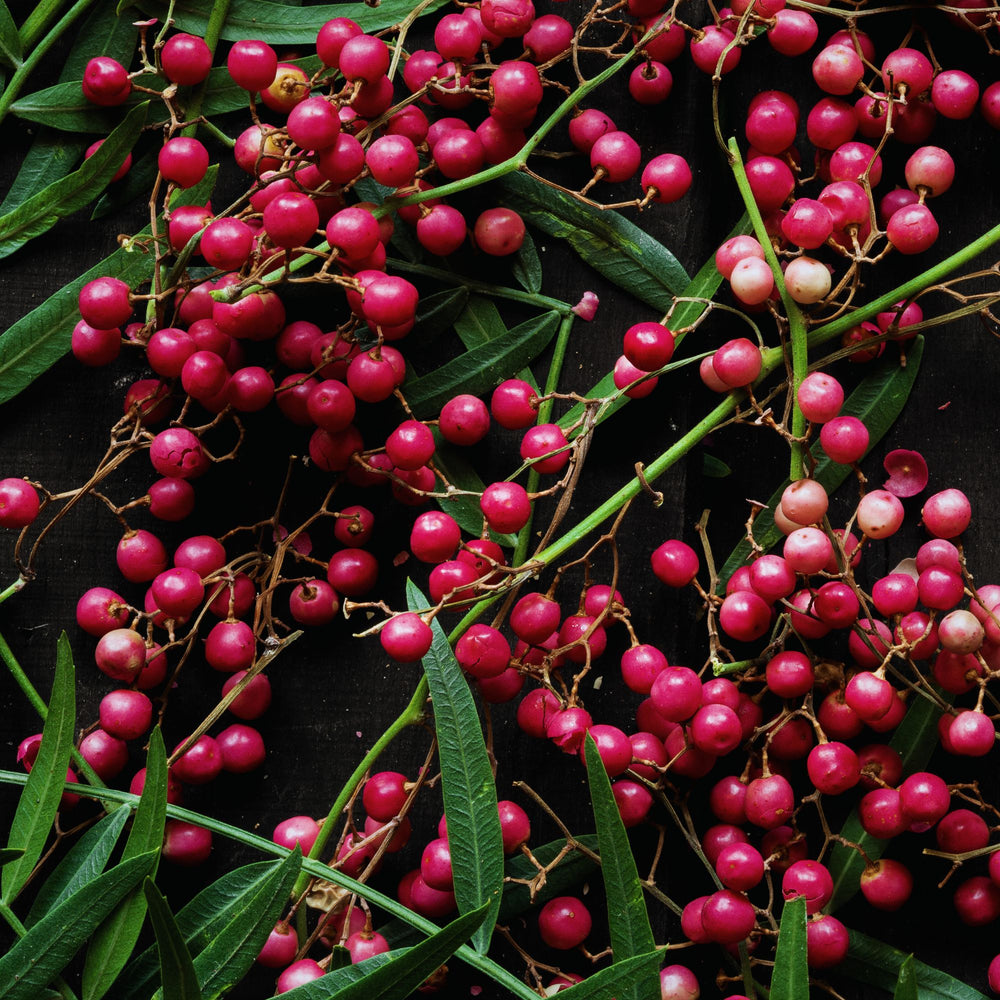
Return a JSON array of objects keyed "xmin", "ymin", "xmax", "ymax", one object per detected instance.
[{"xmin": 1, "ymin": 0, "xmax": 1000, "ymax": 997}]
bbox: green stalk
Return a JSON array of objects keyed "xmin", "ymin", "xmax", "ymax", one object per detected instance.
[
  {"xmin": 17, "ymin": 0, "xmax": 68, "ymax": 51},
  {"xmin": 179, "ymin": 0, "xmax": 231, "ymax": 138},
  {"xmin": 0, "ymin": 577, "xmax": 26, "ymax": 606},
  {"xmin": 0, "ymin": 770, "xmax": 542, "ymax": 1000},
  {"xmin": 289, "ymin": 676, "xmax": 429, "ymax": 900},
  {"xmin": 726, "ymin": 137, "xmax": 809, "ymax": 481},
  {"xmin": 512, "ymin": 311, "xmax": 576, "ymax": 568},
  {"xmin": 0, "ymin": 628, "xmax": 105, "ymax": 789},
  {"xmin": 0, "ymin": 0, "xmax": 97, "ymax": 125}
]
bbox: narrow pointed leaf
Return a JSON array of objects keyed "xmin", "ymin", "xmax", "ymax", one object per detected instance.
[
  {"xmin": 287, "ymin": 903, "xmax": 490, "ymax": 1000},
  {"xmin": 841, "ymin": 929, "xmax": 989, "ymax": 1000},
  {"xmin": 119, "ymin": 859, "xmax": 288, "ymax": 1000},
  {"xmin": 584, "ymin": 735, "xmax": 657, "ymax": 1000},
  {"xmin": 552, "ymin": 952, "xmax": 663, "ymax": 1000},
  {"xmin": 405, "ymin": 310, "xmax": 560, "ymax": 419},
  {"xmin": 137, "ymin": 0, "xmax": 450, "ymax": 42},
  {"xmin": 499, "ymin": 171, "xmax": 689, "ymax": 311},
  {"xmin": 0, "ymin": 136, "xmax": 87, "ymax": 215},
  {"xmin": 499, "ymin": 835, "xmax": 600, "ymax": 922},
  {"xmin": 0, "ymin": 102, "xmax": 148, "ymax": 259},
  {"xmin": 894, "ymin": 954, "xmax": 919, "ymax": 1000},
  {"xmin": 83, "ymin": 728, "xmax": 167, "ymax": 1000},
  {"xmin": 717, "ymin": 335, "xmax": 925, "ymax": 587},
  {"xmin": 828, "ymin": 686, "xmax": 942, "ymax": 912},
  {"xmin": 92, "ymin": 152, "xmax": 158, "ymax": 220},
  {"xmin": 512, "ymin": 231, "xmax": 542, "ymax": 294},
  {"xmin": 556, "ymin": 216, "xmax": 748, "ymax": 434},
  {"xmin": 0, "ymin": 2, "xmax": 22, "ymax": 70},
  {"xmin": 454, "ymin": 294, "xmax": 508, "ymax": 349},
  {"xmin": 181, "ymin": 848, "xmax": 301, "ymax": 1000},
  {"xmin": 0, "ymin": 168, "xmax": 216, "ymax": 405},
  {"xmin": 278, "ymin": 954, "xmax": 398, "ymax": 998},
  {"xmin": 3, "ymin": 632, "xmax": 75, "ymax": 904},
  {"xmin": 26, "ymin": 807, "xmax": 129, "ymax": 926},
  {"xmin": 0, "ymin": 851, "xmax": 158, "ymax": 1000},
  {"xmin": 64, "ymin": 4, "xmax": 139, "ymax": 80},
  {"xmin": 770, "ymin": 896, "xmax": 807, "ymax": 1000},
  {"xmin": 408, "ymin": 580, "xmax": 504, "ymax": 954},
  {"xmin": 143, "ymin": 880, "xmax": 202, "ymax": 1000}
]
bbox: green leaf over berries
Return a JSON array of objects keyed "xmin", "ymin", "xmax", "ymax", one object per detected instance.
[
  {"xmin": 143, "ymin": 880, "xmax": 201, "ymax": 1000},
  {"xmin": 499, "ymin": 171, "xmax": 690, "ymax": 312},
  {"xmin": 770, "ymin": 896, "xmax": 808, "ymax": 1000},
  {"xmin": 894, "ymin": 954, "xmax": 920, "ymax": 1000},
  {"xmin": 584, "ymin": 735, "xmax": 659, "ymax": 1000},
  {"xmin": 2, "ymin": 632, "xmax": 75, "ymax": 905},
  {"xmin": 551, "ymin": 952, "xmax": 666, "ymax": 1000},
  {"xmin": 407, "ymin": 580, "xmax": 504, "ymax": 954}
]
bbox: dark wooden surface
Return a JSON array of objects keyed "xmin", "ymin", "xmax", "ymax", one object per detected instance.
[{"xmin": 2, "ymin": 1, "xmax": 1000, "ymax": 997}]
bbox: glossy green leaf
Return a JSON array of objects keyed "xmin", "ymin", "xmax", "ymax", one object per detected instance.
[
  {"xmin": 828, "ymin": 686, "xmax": 942, "ymax": 912},
  {"xmin": 26, "ymin": 807, "xmax": 129, "ymax": 926},
  {"xmin": 0, "ymin": 852, "xmax": 158, "ymax": 1000},
  {"xmin": 584, "ymin": 735, "xmax": 658, "ymax": 1000},
  {"xmin": 431, "ymin": 435, "xmax": 517, "ymax": 548},
  {"xmin": 512, "ymin": 230, "xmax": 542, "ymax": 295},
  {"xmin": 0, "ymin": 167, "xmax": 217, "ymax": 406},
  {"xmin": 554, "ymin": 952, "xmax": 663, "ymax": 1000},
  {"xmin": 143, "ymin": 880, "xmax": 202, "ymax": 1000},
  {"xmin": 136, "ymin": 0, "xmax": 451, "ymax": 43},
  {"xmin": 83, "ymin": 728, "xmax": 167, "ymax": 1000},
  {"xmin": 180, "ymin": 848, "xmax": 301, "ymax": 1000},
  {"xmin": 499, "ymin": 171, "xmax": 690, "ymax": 312},
  {"xmin": 405, "ymin": 310, "xmax": 560, "ymax": 419},
  {"xmin": 498, "ymin": 835, "xmax": 600, "ymax": 922},
  {"xmin": 0, "ymin": 102, "xmax": 148, "ymax": 259},
  {"xmin": 0, "ymin": 848, "xmax": 22, "ymax": 865},
  {"xmin": 0, "ymin": 136, "xmax": 88, "ymax": 215},
  {"xmin": 556, "ymin": 217, "xmax": 745, "ymax": 434},
  {"xmin": 286, "ymin": 904, "xmax": 490, "ymax": 1000},
  {"xmin": 2, "ymin": 632, "xmax": 75, "ymax": 905},
  {"xmin": 64, "ymin": 4, "xmax": 139, "ymax": 80},
  {"xmin": 10, "ymin": 80, "xmax": 139, "ymax": 131},
  {"xmin": 454, "ymin": 294, "xmax": 508, "ymax": 349},
  {"xmin": 119, "ymin": 859, "xmax": 286, "ymax": 1000},
  {"xmin": 770, "ymin": 897, "xmax": 807, "ymax": 1000},
  {"xmin": 0, "ymin": 2, "xmax": 22, "ymax": 70},
  {"xmin": 841, "ymin": 930, "xmax": 989, "ymax": 1000},
  {"xmin": 717, "ymin": 335, "xmax": 925, "ymax": 587},
  {"xmin": 894, "ymin": 954, "xmax": 920, "ymax": 1000},
  {"xmin": 408, "ymin": 580, "xmax": 504, "ymax": 954},
  {"xmin": 702, "ymin": 454, "xmax": 732, "ymax": 478}
]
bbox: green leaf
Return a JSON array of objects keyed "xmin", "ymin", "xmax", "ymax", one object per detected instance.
[
  {"xmin": 556, "ymin": 216, "xmax": 746, "ymax": 434},
  {"xmin": 583, "ymin": 735, "xmax": 658, "ymax": 1000},
  {"xmin": 0, "ymin": 102, "xmax": 148, "ymax": 259},
  {"xmin": 499, "ymin": 171, "xmax": 690, "ymax": 312},
  {"xmin": 0, "ymin": 848, "xmax": 22, "ymax": 865},
  {"xmin": 407, "ymin": 580, "xmax": 504, "ymax": 954},
  {"xmin": 702, "ymin": 453, "xmax": 732, "ymax": 478},
  {"xmin": 717, "ymin": 335, "xmax": 926, "ymax": 587},
  {"xmin": 553, "ymin": 952, "xmax": 664, "ymax": 1000},
  {"xmin": 0, "ymin": 2, "xmax": 22, "ymax": 70},
  {"xmin": 0, "ymin": 852, "xmax": 158, "ymax": 1000},
  {"xmin": 841, "ymin": 929, "xmax": 989, "ymax": 1000},
  {"xmin": 92, "ymin": 152, "xmax": 158, "ymax": 220},
  {"xmin": 2, "ymin": 632, "xmax": 75, "ymax": 904},
  {"xmin": 287, "ymin": 904, "xmax": 490, "ymax": 1000},
  {"xmin": 454, "ymin": 294, "xmax": 508, "ymax": 349},
  {"xmin": 83, "ymin": 728, "xmax": 168, "ymax": 1000},
  {"xmin": 498, "ymin": 835, "xmax": 600, "ymax": 922},
  {"xmin": 0, "ymin": 136, "xmax": 88, "ymax": 215},
  {"xmin": 143, "ymin": 880, "xmax": 202, "ymax": 1000},
  {"xmin": 181, "ymin": 848, "xmax": 301, "ymax": 1000},
  {"xmin": 64, "ymin": 5, "xmax": 139, "ymax": 81},
  {"xmin": 405, "ymin": 310, "xmax": 560, "ymax": 419},
  {"xmin": 137, "ymin": 0, "xmax": 451, "ymax": 42},
  {"xmin": 894, "ymin": 954, "xmax": 919, "ymax": 1000},
  {"xmin": 26, "ymin": 807, "xmax": 130, "ymax": 926},
  {"xmin": 279, "ymin": 954, "xmax": 398, "ymax": 997},
  {"xmin": 770, "ymin": 897, "xmax": 807, "ymax": 1000},
  {"xmin": 119, "ymin": 859, "xmax": 287, "ymax": 1000},
  {"xmin": 828, "ymin": 685, "xmax": 942, "ymax": 912},
  {"xmin": 512, "ymin": 230, "xmax": 542, "ymax": 294},
  {"xmin": 0, "ymin": 167, "xmax": 217, "ymax": 406}
]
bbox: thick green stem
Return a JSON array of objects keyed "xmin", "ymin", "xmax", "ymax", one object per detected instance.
[
  {"xmin": 512, "ymin": 311, "xmax": 576, "ymax": 568},
  {"xmin": 289, "ymin": 675, "xmax": 430, "ymax": 900},
  {"xmin": 180, "ymin": 0, "xmax": 231, "ymax": 138},
  {"xmin": 0, "ymin": 0, "xmax": 97, "ymax": 125},
  {"xmin": 0, "ymin": 770, "xmax": 540, "ymax": 1000},
  {"xmin": 726, "ymin": 137, "xmax": 809, "ymax": 480},
  {"xmin": 0, "ymin": 628, "xmax": 105, "ymax": 789},
  {"xmin": 0, "ymin": 577, "xmax": 27, "ymax": 606}
]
